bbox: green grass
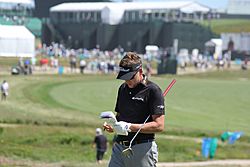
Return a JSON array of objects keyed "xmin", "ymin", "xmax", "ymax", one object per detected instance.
[
  {"xmin": 0, "ymin": 70, "xmax": 250, "ymax": 165},
  {"xmin": 199, "ymin": 19, "xmax": 250, "ymax": 35}
]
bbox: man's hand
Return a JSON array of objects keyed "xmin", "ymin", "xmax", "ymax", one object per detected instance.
[
  {"xmin": 103, "ymin": 122, "xmax": 114, "ymax": 133},
  {"xmin": 113, "ymin": 121, "xmax": 131, "ymax": 136}
]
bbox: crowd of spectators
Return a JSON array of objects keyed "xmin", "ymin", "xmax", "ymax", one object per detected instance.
[
  {"xmin": 10, "ymin": 42, "xmax": 249, "ymax": 76},
  {"xmin": 39, "ymin": 42, "xmax": 125, "ymax": 74}
]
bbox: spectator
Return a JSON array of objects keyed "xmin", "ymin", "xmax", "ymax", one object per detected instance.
[
  {"xmin": 18, "ymin": 57, "xmax": 25, "ymax": 74},
  {"xmin": 1, "ymin": 80, "xmax": 9, "ymax": 101},
  {"xmin": 24, "ymin": 59, "xmax": 32, "ymax": 74},
  {"xmin": 145, "ymin": 61, "xmax": 152, "ymax": 77},
  {"xmin": 241, "ymin": 55, "xmax": 248, "ymax": 70},
  {"xmin": 93, "ymin": 128, "xmax": 108, "ymax": 164},
  {"xmin": 70, "ymin": 54, "xmax": 77, "ymax": 73},
  {"xmin": 40, "ymin": 58, "xmax": 49, "ymax": 71},
  {"xmin": 79, "ymin": 59, "xmax": 87, "ymax": 74},
  {"xmin": 31, "ymin": 56, "xmax": 37, "ymax": 71}
]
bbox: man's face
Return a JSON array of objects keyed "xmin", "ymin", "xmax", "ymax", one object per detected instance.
[{"xmin": 125, "ymin": 69, "xmax": 142, "ymax": 88}]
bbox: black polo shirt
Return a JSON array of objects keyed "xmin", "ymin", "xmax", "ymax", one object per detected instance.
[{"xmin": 115, "ymin": 79, "xmax": 165, "ymax": 142}]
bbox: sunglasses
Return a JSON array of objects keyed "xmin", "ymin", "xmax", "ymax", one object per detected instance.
[{"xmin": 130, "ymin": 70, "xmax": 139, "ymax": 80}]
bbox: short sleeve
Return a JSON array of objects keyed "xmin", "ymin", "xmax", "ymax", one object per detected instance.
[
  {"xmin": 149, "ymin": 86, "xmax": 165, "ymax": 115},
  {"xmin": 115, "ymin": 85, "xmax": 122, "ymax": 113}
]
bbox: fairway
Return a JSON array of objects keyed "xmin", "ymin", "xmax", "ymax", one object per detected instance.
[
  {"xmin": 45, "ymin": 75, "xmax": 250, "ymax": 134},
  {"xmin": 0, "ymin": 70, "xmax": 250, "ymax": 165}
]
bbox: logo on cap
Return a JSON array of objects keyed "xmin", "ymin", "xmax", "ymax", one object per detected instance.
[{"xmin": 119, "ymin": 67, "xmax": 130, "ymax": 72}]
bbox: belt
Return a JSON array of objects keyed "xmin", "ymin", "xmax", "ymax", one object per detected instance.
[{"xmin": 117, "ymin": 139, "xmax": 154, "ymax": 147}]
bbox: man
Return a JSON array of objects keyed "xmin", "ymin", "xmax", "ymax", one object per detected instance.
[
  {"xmin": 93, "ymin": 128, "xmax": 108, "ymax": 164},
  {"xmin": 79, "ymin": 59, "xmax": 87, "ymax": 74},
  {"xmin": 1, "ymin": 80, "xmax": 9, "ymax": 101},
  {"xmin": 103, "ymin": 52, "xmax": 165, "ymax": 167}
]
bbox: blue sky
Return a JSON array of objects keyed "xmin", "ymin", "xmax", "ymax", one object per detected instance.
[{"xmin": 113, "ymin": 0, "xmax": 228, "ymax": 9}]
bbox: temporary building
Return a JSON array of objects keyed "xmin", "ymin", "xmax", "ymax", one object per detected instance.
[
  {"xmin": 0, "ymin": 25, "xmax": 35, "ymax": 57},
  {"xmin": 50, "ymin": 1, "xmax": 210, "ymax": 25}
]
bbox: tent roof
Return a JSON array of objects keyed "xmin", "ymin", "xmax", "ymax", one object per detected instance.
[
  {"xmin": 50, "ymin": 2, "xmax": 107, "ymax": 12},
  {"xmin": 0, "ymin": 25, "xmax": 34, "ymax": 39},
  {"xmin": 180, "ymin": 2, "xmax": 210, "ymax": 13},
  {"xmin": 205, "ymin": 41, "xmax": 216, "ymax": 47},
  {"xmin": 211, "ymin": 38, "xmax": 223, "ymax": 45},
  {"xmin": 50, "ymin": 1, "xmax": 210, "ymax": 13},
  {"xmin": 0, "ymin": 0, "xmax": 33, "ymax": 5}
]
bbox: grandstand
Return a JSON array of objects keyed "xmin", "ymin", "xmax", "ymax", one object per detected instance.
[
  {"xmin": 0, "ymin": 0, "xmax": 41, "ymax": 37},
  {"xmin": 44, "ymin": 1, "xmax": 215, "ymax": 53},
  {"xmin": 50, "ymin": 1, "xmax": 210, "ymax": 24}
]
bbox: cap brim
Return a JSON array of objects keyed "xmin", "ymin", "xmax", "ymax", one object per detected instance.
[{"xmin": 116, "ymin": 71, "xmax": 137, "ymax": 80}]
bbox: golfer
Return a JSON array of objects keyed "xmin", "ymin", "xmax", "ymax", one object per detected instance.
[{"xmin": 103, "ymin": 52, "xmax": 165, "ymax": 167}]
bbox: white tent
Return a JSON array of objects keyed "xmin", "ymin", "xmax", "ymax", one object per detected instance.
[{"xmin": 0, "ymin": 25, "xmax": 35, "ymax": 57}]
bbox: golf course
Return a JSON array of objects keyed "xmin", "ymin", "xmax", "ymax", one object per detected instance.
[{"xmin": 0, "ymin": 69, "xmax": 250, "ymax": 166}]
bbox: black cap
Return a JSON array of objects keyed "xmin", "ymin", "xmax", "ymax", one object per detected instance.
[{"xmin": 116, "ymin": 63, "xmax": 141, "ymax": 80}]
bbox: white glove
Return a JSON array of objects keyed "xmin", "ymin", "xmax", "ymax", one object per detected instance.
[{"xmin": 113, "ymin": 121, "xmax": 131, "ymax": 136}]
